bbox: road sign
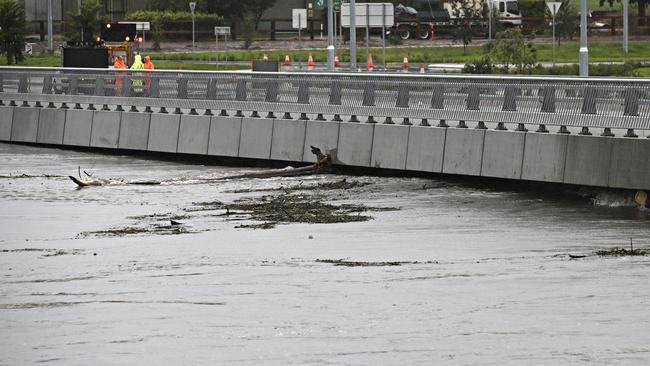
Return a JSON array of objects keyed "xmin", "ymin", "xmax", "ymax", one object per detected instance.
[
  {"xmin": 546, "ymin": 2, "xmax": 562, "ymax": 16},
  {"xmin": 312, "ymin": 0, "xmax": 325, "ymax": 11},
  {"xmin": 293, "ymin": 9, "xmax": 307, "ymax": 29},
  {"xmin": 334, "ymin": 0, "xmax": 342, "ymax": 12},
  {"xmin": 341, "ymin": 3, "xmax": 394, "ymax": 28},
  {"xmin": 214, "ymin": 26, "xmax": 231, "ymax": 36},
  {"xmin": 189, "ymin": 1, "xmax": 196, "ymax": 13}
]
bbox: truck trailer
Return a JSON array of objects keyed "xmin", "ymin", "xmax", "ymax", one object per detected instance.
[{"xmin": 392, "ymin": 0, "xmax": 522, "ymax": 40}]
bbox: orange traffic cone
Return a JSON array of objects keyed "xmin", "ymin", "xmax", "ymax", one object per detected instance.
[
  {"xmin": 402, "ymin": 55, "xmax": 409, "ymax": 72},
  {"xmin": 334, "ymin": 54, "xmax": 341, "ymax": 68},
  {"xmin": 367, "ymin": 53, "xmax": 374, "ymax": 71},
  {"xmin": 307, "ymin": 51, "xmax": 314, "ymax": 69},
  {"xmin": 419, "ymin": 64, "xmax": 425, "ymax": 73},
  {"xmin": 284, "ymin": 53, "xmax": 291, "ymax": 66},
  {"xmin": 263, "ymin": 53, "xmax": 269, "ymax": 61}
]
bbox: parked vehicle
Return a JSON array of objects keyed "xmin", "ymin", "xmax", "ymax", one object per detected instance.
[{"xmin": 391, "ymin": 0, "xmax": 522, "ymax": 40}]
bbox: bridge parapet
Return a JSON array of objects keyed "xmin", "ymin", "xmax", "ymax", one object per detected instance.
[
  {"xmin": 0, "ymin": 67, "xmax": 649, "ymax": 135},
  {"xmin": 1, "ymin": 67, "xmax": 649, "ymax": 191}
]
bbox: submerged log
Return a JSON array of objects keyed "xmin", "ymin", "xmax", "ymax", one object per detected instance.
[
  {"xmin": 69, "ymin": 147, "xmax": 332, "ymax": 187},
  {"xmin": 218, "ymin": 146, "xmax": 331, "ymax": 180}
]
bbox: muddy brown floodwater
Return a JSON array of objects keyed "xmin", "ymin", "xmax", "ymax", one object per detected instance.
[{"xmin": 1, "ymin": 142, "xmax": 649, "ymax": 365}]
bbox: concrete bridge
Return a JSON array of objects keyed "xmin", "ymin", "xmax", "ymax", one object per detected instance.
[{"xmin": 1, "ymin": 67, "xmax": 649, "ymax": 190}]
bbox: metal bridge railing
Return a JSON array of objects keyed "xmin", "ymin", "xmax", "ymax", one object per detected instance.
[{"xmin": 1, "ymin": 66, "xmax": 649, "ymax": 135}]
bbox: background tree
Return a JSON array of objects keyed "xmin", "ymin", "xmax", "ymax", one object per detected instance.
[
  {"xmin": 555, "ymin": 0, "xmax": 577, "ymax": 45},
  {"xmin": 0, "ymin": 0, "xmax": 27, "ymax": 65},
  {"xmin": 450, "ymin": 0, "xmax": 483, "ymax": 53},
  {"xmin": 68, "ymin": 0, "xmax": 107, "ymax": 42},
  {"xmin": 490, "ymin": 28, "xmax": 537, "ymax": 73},
  {"xmin": 600, "ymin": 0, "xmax": 647, "ymax": 26}
]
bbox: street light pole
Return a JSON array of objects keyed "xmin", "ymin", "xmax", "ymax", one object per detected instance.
[
  {"xmin": 47, "ymin": 0, "xmax": 53, "ymax": 53},
  {"xmin": 350, "ymin": 0, "xmax": 357, "ymax": 70},
  {"xmin": 189, "ymin": 2, "xmax": 196, "ymax": 52},
  {"xmin": 327, "ymin": 0, "xmax": 335, "ymax": 70},
  {"xmin": 623, "ymin": 0, "xmax": 629, "ymax": 55},
  {"xmin": 579, "ymin": 0, "xmax": 588, "ymax": 77}
]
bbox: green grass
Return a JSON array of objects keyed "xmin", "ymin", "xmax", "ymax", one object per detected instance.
[{"xmin": 147, "ymin": 40, "xmax": 650, "ymax": 64}]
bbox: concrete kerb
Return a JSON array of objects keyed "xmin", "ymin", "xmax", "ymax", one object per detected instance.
[
  {"xmin": 481, "ymin": 130, "xmax": 526, "ymax": 180},
  {"xmin": 37, "ymin": 108, "xmax": 66, "ymax": 144},
  {"xmin": 238, "ymin": 117, "xmax": 274, "ymax": 159},
  {"xmin": 370, "ymin": 124, "xmax": 410, "ymax": 170},
  {"xmin": 270, "ymin": 118, "xmax": 307, "ymax": 162},
  {"xmin": 608, "ymin": 137, "xmax": 650, "ymax": 190},
  {"xmin": 208, "ymin": 115, "xmax": 242, "ymax": 157},
  {"xmin": 0, "ymin": 105, "xmax": 15, "ymax": 142},
  {"xmin": 563, "ymin": 134, "xmax": 613, "ymax": 187},
  {"xmin": 303, "ymin": 120, "xmax": 340, "ymax": 163},
  {"xmin": 63, "ymin": 109, "xmax": 94, "ymax": 147},
  {"xmin": 405, "ymin": 125, "xmax": 447, "ymax": 173},
  {"xmin": 336, "ymin": 122, "xmax": 375, "ymax": 167},
  {"xmin": 177, "ymin": 114, "xmax": 211, "ymax": 155},
  {"xmin": 90, "ymin": 110, "xmax": 122, "ymax": 148},
  {"xmin": 147, "ymin": 113, "xmax": 181, "ymax": 153},
  {"xmin": 119, "ymin": 111, "xmax": 151, "ymax": 151},
  {"xmin": 10, "ymin": 107, "xmax": 40, "ymax": 143},
  {"xmin": 522, "ymin": 132, "xmax": 568, "ymax": 183},
  {"xmin": 442, "ymin": 127, "xmax": 486, "ymax": 176}
]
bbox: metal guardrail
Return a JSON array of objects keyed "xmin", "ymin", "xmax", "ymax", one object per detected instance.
[{"xmin": 1, "ymin": 66, "xmax": 649, "ymax": 133}]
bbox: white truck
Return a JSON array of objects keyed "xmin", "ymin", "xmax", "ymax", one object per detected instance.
[{"xmin": 392, "ymin": 0, "xmax": 522, "ymax": 40}]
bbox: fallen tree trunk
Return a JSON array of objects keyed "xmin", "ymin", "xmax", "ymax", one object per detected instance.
[{"xmin": 69, "ymin": 146, "xmax": 332, "ymax": 187}]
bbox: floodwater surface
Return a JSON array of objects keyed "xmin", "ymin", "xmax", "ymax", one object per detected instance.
[{"xmin": 1, "ymin": 143, "xmax": 649, "ymax": 365}]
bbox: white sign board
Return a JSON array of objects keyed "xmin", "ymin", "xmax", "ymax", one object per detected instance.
[
  {"xmin": 214, "ymin": 26, "xmax": 231, "ymax": 36},
  {"xmin": 119, "ymin": 22, "xmax": 151, "ymax": 31},
  {"xmin": 546, "ymin": 2, "xmax": 562, "ymax": 16},
  {"xmin": 189, "ymin": 2, "xmax": 196, "ymax": 12},
  {"xmin": 292, "ymin": 9, "xmax": 307, "ymax": 29},
  {"xmin": 341, "ymin": 3, "xmax": 394, "ymax": 28}
]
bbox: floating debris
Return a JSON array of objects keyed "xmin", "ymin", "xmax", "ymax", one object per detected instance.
[
  {"xmin": 316, "ymin": 259, "xmax": 439, "ymax": 267},
  {"xmin": 225, "ymin": 178, "xmax": 371, "ymax": 194},
  {"xmin": 594, "ymin": 247, "xmax": 649, "ymax": 257},
  {"xmin": 78, "ymin": 224, "xmax": 189, "ymax": 238}
]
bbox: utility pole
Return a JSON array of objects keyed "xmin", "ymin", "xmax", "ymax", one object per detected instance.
[
  {"xmin": 47, "ymin": 0, "xmax": 53, "ymax": 53},
  {"xmin": 350, "ymin": 0, "xmax": 357, "ymax": 70},
  {"xmin": 579, "ymin": 0, "xmax": 588, "ymax": 77},
  {"xmin": 327, "ymin": 0, "xmax": 335, "ymax": 70}
]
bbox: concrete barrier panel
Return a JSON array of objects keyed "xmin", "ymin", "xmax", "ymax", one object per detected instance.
[
  {"xmin": 178, "ymin": 115, "xmax": 211, "ymax": 155},
  {"xmin": 564, "ymin": 135, "xmax": 613, "ymax": 187},
  {"xmin": 37, "ymin": 108, "xmax": 66, "ymax": 144},
  {"xmin": 405, "ymin": 126, "xmax": 446, "ymax": 173},
  {"xmin": 62, "ymin": 109, "xmax": 93, "ymax": 146},
  {"xmin": 481, "ymin": 130, "xmax": 526, "ymax": 180},
  {"xmin": 90, "ymin": 110, "xmax": 121, "ymax": 148},
  {"xmin": 522, "ymin": 133, "xmax": 568, "ymax": 183},
  {"xmin": 11, "ymin": 107, "xmax": 40, "ymax": 143},
  {"xmin": 608, "ymin": 138, "xmax": 650, "ymax": 190},
  {"xmin": 119, "ymin": 112, "xmax": 151, "ymax": 151},
  {"xmin": 0, "ymin": 106, "xmax": 14, "ymax": 142},
  {"xmin": 270, "ymin": 119, "xmax": 306, "ymax": 162},
  {"xmin": 239, "ymin": 117, "xmax": 274, "ymax": 159},
  {"xmin": 147, "ymin": 113, "xmax": 181, "ymax": 153},
  {"xmin": 337, "ymin": 122, "xmax": 375, "ymax": 167},
  {"xmin": 442, "ymin": 128, "xmax": 486, "ymax": 176},
  {"xmin": 370, "ymin": 124, "xmax": 410, "ymax": 170},
  {"xmin": 303, "ymin": 121, "xmax": 340, "ymax": 163},
  {"xmin": 208, "ymin": 116, "xmax": 242, "ymax": 157}
]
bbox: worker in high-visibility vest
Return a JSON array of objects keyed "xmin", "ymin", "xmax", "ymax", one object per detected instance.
[
  {"xmin": 144, "ymin": 55, "xmax": 154, "ymax": 96},
  {"xmin": 130, "ymin": 54, "xmax": 145, "ymax": 95},
  {"xmin": 113, "ymin": 56, "xmax": 126, "ymax": 97}
]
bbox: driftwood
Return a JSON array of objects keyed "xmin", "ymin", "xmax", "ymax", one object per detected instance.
[
  {"xmin": 69, "ymin": 146, "xmax": 332, "ymax": 187},
  {"xmin": 219, "ymin": 146, "xmax": 331, "ymax": 180}
]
